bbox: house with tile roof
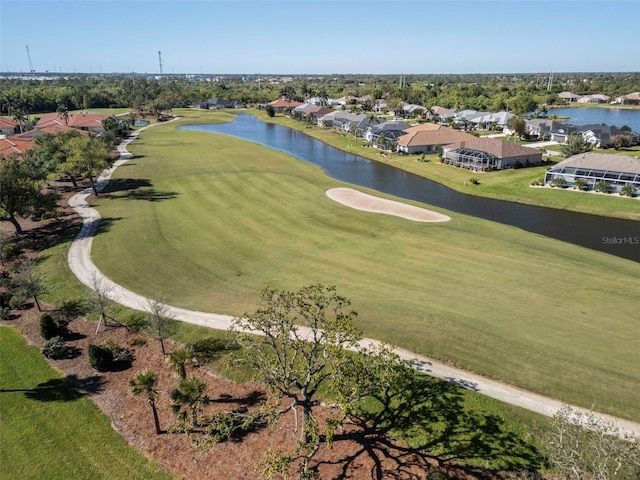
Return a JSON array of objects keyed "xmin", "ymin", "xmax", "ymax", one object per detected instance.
[
  {"xmin": 267, "ymin": 98, "xmax": 304, "ymax": 113},
  {"xmin": 577, "ymin": 94, "xmax": 610, "ymax": 104},
  {"xmin": 0, "ymin": 136, "xmax": 32, "ymax": 158},
  {"xmin": 0, "ymin": 117, "xmax": 19, "ymax": 136},
  {"xmin": 396, "ymin": 124, "xmax": 476, "ymax": 154},
  {"xmin": 544, "ymin": 153, "xmax": 640, "ymax": 193},
  {"xmin": 613, "ymin": 92, "xmax": 640, "ymax": 105},
  {"xmin": 442, "ymin": 137, "xmax": 543, "ymax": 171},
  {"xmin": 36, "ymin": 113, "xmax": 114, "ymax": 134},
  {"xmin": 557, "ymin": 91, "xmax": 580, "ymax": 102}
]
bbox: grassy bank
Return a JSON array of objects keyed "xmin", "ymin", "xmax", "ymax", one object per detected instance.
[
  {"xmin": 0, "ymin": 326, "xmax": 175, "ymax": 480},
  {"xmin": 248, "ymin": 108, "xmax": 640, "ymax": 221},
  {"xmin": 86, "ymin": 111, "xmax": 640, "ymax": 422}
]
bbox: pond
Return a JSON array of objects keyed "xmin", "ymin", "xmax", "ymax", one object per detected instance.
[
  {"xmin": 179, "ymin": 115, "xmax": 640, "ymax": 263},
  {"xmin": 546, "ymin": 107, "xmax": 640, "ymax": 132}
]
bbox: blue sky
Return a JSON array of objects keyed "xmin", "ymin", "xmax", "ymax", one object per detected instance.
[{"xmin": 1, "ymin": 0, "xmax": 639, "ymax": 75}]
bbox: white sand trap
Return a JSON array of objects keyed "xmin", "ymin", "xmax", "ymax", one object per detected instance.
[{"xmin": 326, "ymin": 188, "xmax": 451, "ymax": 223}]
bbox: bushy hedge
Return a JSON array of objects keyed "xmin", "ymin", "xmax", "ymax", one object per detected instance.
[
  {"xmin": 40, "ymin": 314, "xmax": 61, "ymax": 340},
  {"xmin": 42, "ymin": 336, "xmax": 68, "ymax": 360},
  {"xmin": 88, "ymin": 344, "xmax": 114, "ymax": 372}
]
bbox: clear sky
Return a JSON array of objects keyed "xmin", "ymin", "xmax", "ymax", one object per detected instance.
[{"xmin": 1, "ymin": 0, "xmax": 639, "ymax": 75}]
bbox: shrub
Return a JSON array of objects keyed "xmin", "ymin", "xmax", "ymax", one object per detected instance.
[
  {"xmin": 130, "ymin": 337, "xmax": 147, "ymax": 347},
  {"xmin": 551, "ymin": 177, "xmax": 566, "ymax": 188},
  {"xmin": 88, "ymin": 344, "xmax": 114, "ymax": 372},
  {"xmin": 42, "ymin": 336, "xmax": 67, "ymax": 359},
  {"xmin": 102, "ymin": 339, "xmax": 134, "ymax": 366},
  {"xmin": 573, "ymin": 179, "xmax": 589, "ymax": 191},
  {"xmin": 469, "ymin": 177, "xmax": 480, "ymax": 185},
  {"xmin": 39, "ymin": 313, "xmax": 60, "ymax": 340},
  {"xmin": 1, "ymin": 243, "xmax": 20, "ymax": 261},
  {"xmin": 595, "ymin": 181, "xmax": 611, "ymax": 193},
  {"xmin": 620, "ymin": 184, "xmax": 636, "ymax": 197}
]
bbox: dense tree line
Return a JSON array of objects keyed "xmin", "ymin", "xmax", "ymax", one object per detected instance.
[{"xmin": 2, "ymin": 72, "xmax": 638, "ymax": 119}]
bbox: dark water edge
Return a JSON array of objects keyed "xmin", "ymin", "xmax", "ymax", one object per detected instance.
[{"xmin": 179, "ymin": 116, "xmax": 640, "ymax": 263}]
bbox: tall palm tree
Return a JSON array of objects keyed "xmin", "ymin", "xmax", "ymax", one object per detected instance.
[
  {"xmin": 130, "ymin": 369, "xmax": 162, "ymax": 434},
  {"xmin": 170, "ymin": 375, "xmax": 209, "ymax": 426}
]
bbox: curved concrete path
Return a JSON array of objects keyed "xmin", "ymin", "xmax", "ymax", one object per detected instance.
[{"xmin": 67, "ymin": 121, "xmax": 640, "ymax": 439}]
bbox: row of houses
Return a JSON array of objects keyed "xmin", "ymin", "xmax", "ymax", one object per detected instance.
[
  {"xmin": 275, "ymin": 99, "xmax": 543, "ymax": 171},
  {"xmin": 0, "ymin": 113, "xmax": 113, "ymax": 157},
  {"xmin": 526, "ymin": 119, "xmax": 639, "ymax": 147},
  {"xmin": 558, "ymin": 91, "xmax": 640, "ymax": 105}
]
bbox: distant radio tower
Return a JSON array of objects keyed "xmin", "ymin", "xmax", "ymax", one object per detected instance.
[
  {"xmin": 547, "ymin": 72, "xmax": 554, "ymax": 92},
  {"xmin": 26, "ymin": 45, "xmax": 35, "ymax": 74},
  {"xmin": 158, "ymin": 51, "xmax": 163, "ymax": 76}
]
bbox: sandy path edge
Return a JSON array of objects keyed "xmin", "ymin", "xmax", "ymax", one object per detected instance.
[
  {"xmin": 326, "ymin": 187, "xmax": 451, "ymax": 222},
  {"xmin": 66, "ymin": 120, "xmax": 640, "ymax": 439}
]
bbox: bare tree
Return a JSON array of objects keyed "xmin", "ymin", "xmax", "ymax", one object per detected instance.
[
  {"xmin": 543, "ymin": 405, "xmax": 640, "ymax": 480},
  {"xmin": 145, "ymin": 296, "xmax": 176, "ymax": 355},
  {"xmin": 90, "ymin": 271, "xmax": 117, "ymax": 334}
]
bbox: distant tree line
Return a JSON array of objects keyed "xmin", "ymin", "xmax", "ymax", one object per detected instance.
[{"xmin": 2, "ymin": 72, "xmax": 639, "ymax": 120}]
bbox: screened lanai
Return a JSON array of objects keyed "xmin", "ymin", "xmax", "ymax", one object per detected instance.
[
  {"xmin": 544, "ymin": 153, "xmax": 640, "ymax": 192},
  {"xmin": 444, "ymin": 148, "xmax": 498, "ymax": 171}
]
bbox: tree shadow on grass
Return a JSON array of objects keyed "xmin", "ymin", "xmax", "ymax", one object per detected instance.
[
  {"xmin": 314, "ymin": 372, "xmax": 544, "ymax": 478},
  {"xmin": 189, "ymin": 336, "xmax": 240, "ymax": 364},
  {"xmin": 101, "ymin": 178, "xmax": 179, "ymax": 202},
  {"xmin": 2, "ymin": 374, "xmax": 106, "ymax": 402}
]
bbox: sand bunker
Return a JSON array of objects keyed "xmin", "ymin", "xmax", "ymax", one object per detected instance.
[{"xmin": 326, "ymin": 188, "xmax": 450, "ymax": 223}]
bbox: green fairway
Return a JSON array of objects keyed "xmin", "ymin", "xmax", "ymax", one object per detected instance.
[
  {"xmin": 0, "ymin": 326, "xmax": 175, "ymax": 480},
  {"xmin": 89, "ymin": 110, "xmax": 640, "ymax": 422}
]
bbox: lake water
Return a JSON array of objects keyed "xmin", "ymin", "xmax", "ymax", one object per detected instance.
[
  {"xmin": 547, "ymin": 107, "xmax": 640, "ymax": 132},
  {"xmin": 179, "ymin": 115, "xmax": 640, "ymax": 263}
]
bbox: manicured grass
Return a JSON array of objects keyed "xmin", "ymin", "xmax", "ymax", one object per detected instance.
[
  {"xmin": 86, "ymin": 110, "xmax": 640, "ymax": 422},
  {"xmin": 0, "ymin": 326, "xmax": 176, "ymax": 480}
]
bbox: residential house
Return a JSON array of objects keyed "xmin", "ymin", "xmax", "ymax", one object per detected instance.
[
  {"xmin": 613, "ymin": 92, "xmax": 640, "ymax": 105},
  {"xmin": 0, "ymin": 117, "xmax": 19, "ymax": 136},
  {"xmin": 373, "ymin": 99, "xmax": 387, "ymax": 113},
  {"xmin": 363, "ymin": 120, "xmax": 411, "ymax": 145},
  {"xmin": 526, "ymin": 119, "xmax": 572, "ymax": 141},
  {"xmin": 557, "ymin": 91, "xmax": 580, "ymax": 102},
  {"xmin": 467, "ymin": 111, "xmax": 515, "ymax": 131},
  {"xmin": 396, "ymin": 124, "xmax": 476, "ymax": 154},
  {"xmin": 574, "ymin": 124, "xmax": 638, "ymax": 148},
  {"xmin": 544, "ymin": 153, "xmax": 640, "ymax": 192},
  {"xmin": 37, "ymin": 113, "xmax": 113, "ymax": 134},
  {"xmin": 267, "ymin": 98, "xmax": 304, "ymax": 113},
  {"xmin": 401, "ymin": 103, "xmax": 426, "ymax": 117},
  {"xmin": 197, "ymin": 97, "xmax": 239, "ymax": 109},
  {"xmin": 0, "ymin": 136, "xmax": 32, "ymax": 158},
  {"xmin": 428, "ymin": 106, "xmax": 456, "ymax": 123},
  {"xmin": 577, "ymin": 94, "xmax": 610, "ymax": 104},
  {"xmin": 442, "ymin": 137, "xmax": 543, "ymax": 171}
]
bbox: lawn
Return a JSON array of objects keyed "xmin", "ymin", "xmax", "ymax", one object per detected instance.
[
  {"xmin": 0, "ymin": 326, "xmax": 175, "ymax": 480},
  {"xmin": 84, "ymin": 110, "xmax": 640, "ymax": 423}
]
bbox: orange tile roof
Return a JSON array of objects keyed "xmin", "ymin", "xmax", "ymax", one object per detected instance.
[
  {"xmin": 0, "ymin": 117, "xmax": 19, "ymax": 129},
  {"xmin": 397, "ymin": 125, "xmax": 476, "ymax": 147},
  {"xmin": 0, "ymin": 137, "xmax": 32, "ymax": 157},
  {"xmin": 268, "ymin": 98, "xmax": 304, "ymax": 108}
]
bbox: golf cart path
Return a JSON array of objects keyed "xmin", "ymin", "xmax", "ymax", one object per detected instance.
[{"xmin": 67, "ymin": 122, "xmax": 640, "ymax": 438}]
